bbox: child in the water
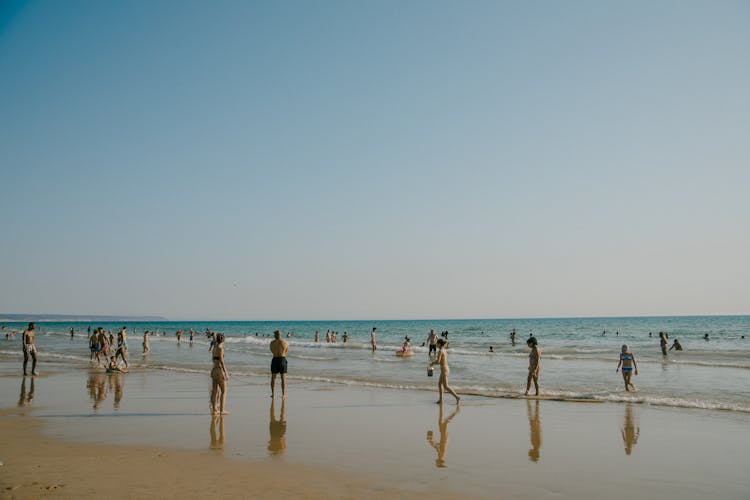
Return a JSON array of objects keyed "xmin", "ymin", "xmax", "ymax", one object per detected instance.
[{"xmin": 107, "ymin": 356, "xmax": 128, "ymax": 373}]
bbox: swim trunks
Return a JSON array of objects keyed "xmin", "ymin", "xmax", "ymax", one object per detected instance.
[
  {"xmin": 24, "ymin": 344, "xmax": 37, "ymax": 354},
  {"xmin": 271, "ymin": 357, "xmax": 287, "ymax": 374},
  {"xmin": 429, "ymin": 344, "xmax": 437, "ymax": 355}
]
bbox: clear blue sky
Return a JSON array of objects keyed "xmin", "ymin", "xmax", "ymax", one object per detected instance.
[{"xmin": 1, "ymin": 1, "xmax": 748, "ymax": 320}]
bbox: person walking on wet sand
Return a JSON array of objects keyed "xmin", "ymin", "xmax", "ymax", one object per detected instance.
[
  {"xmin": 429, "ymin": 339, "xmax": 460, "ymax": 405},
  {"xmin": 22, "ymin": 322, "xmax": 38, "ymax": 376},
  {"xmin": 525, "ymin": 337, "xmax": 540, "ymax": 396},
  {"xmin": 115, "ymin": 327, "xmax": 129, "ymax": 370},
  {"xmin": 270, "ymin": 330, "xmax": 288, "ymax": 399},
  {"xmin": 616, "ymin": 344, "xmax": 638, "ymax": 391}
]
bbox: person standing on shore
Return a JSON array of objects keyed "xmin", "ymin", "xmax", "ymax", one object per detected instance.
[
  {"xmin": 95, "ymin": 328, "xmax": 109, "ymax": 366},
  {"xmin": 371, "ymin": 327, "xmax": 377, "ymax": 351},
  {"xmin": 270, "ymin": 330, "xmax": 288, "ymax": 399},
  {"xmin": 426, "ymin": 330, "xmax": 438, "ymax": 356},
  {"xmin": 429, "ymin": 338, "xmax": 460, "ymax": 405},
  {"xmin": 210, "ymin": 333, "xmax": 229, "ymax": 415},
  {"xmin": 89, "ymin": 329, "xmax": 100, "ymax": 361},
  {"xmin": 525, "ymin": 337, "xmax": 541, "ymax": 396},
  {"xmin": 616, "ymin": 344, "xmax": 638, "ymax": 391},
  {"xmin": 22, "ymin": 322, "xmax": 38, "ymax": 376}
]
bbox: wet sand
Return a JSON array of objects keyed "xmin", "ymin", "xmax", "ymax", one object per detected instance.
[{"xmin": 0, "ymin": 361, "xmax": 748, "ymax": 499}]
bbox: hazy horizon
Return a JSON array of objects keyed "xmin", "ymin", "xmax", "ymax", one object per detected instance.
[{"xmin": 2, "ymin": 1, "xmax": 749, "ymax": 320}]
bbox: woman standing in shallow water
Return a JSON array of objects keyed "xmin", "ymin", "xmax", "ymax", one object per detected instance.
[
  {"xmin": 210, "ymin": 334, "xmax": 229, "ymax": 415},
  {"xmin": 525, "ymin": 337, "xmax": 540, "ymax": 396},
  {"xmin": 429, "ymin": 339, "xmax": 460, "ymax": 405},
  {"xmin": 616, "ymin": 344, "xmax": 638, "ymax": 391}
]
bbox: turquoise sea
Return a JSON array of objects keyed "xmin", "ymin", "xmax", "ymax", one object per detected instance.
[{"xmin": 2, "ymin": 316, "xmax": 749, "ymax": 413}]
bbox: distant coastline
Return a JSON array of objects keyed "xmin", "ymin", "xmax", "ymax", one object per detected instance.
[{"xmin": 0, "ymin": 314, "xmax": 168, "ymax": 322}]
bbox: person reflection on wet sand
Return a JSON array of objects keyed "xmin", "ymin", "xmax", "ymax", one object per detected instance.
[
  {"xmin": 18, "ymin": 376, "xmax": 35, "ymax": 407},
  {"xmin": 210, "ymin": 414, "xmax": 225, "ymax": 452},
  {"xmin": 621, "ymin": 403, "xmax": 640, "ymax": 456},
  {"xmin": 426, "ymin": 402, "xmax": 460, "ymax": 468},
  {"xmin": 527, "ymin": 399, "xmax": 542, "ymax": 463},
  {"xmin": 111, "ymin": 372, "xmax": 125, "ymax": 410},
  {"xmin": 86, "ymin": 372, "xmax": 108, "ymax": 410},
  {"xmin": 268, "ymin": 398, "xmax": 287, "ymax": 456}
]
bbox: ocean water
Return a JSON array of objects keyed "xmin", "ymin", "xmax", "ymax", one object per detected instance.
[{"xmin": 2, "ymin": 316, "xmax": 749, "ymax": 413}]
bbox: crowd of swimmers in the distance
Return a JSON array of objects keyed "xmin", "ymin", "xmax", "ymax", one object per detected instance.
[{"xmin": 7, "ymin": 322, "xmax": 749, "ymax": 412}]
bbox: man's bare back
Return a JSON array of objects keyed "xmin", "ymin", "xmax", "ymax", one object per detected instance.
[{"xmin": 270, "ymin": 338, "xmax": 288, "ymax": 358}]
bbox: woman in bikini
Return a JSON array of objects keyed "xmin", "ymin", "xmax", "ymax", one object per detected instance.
[
  {"xmin": 429, "ymin": 339, "xmax": 460, "ymax": 405},
  {"xmin": 115, "ymin": 328, "xmax": 129, "ymax": 370},
  {"xmin": 142, "ymin": 330, "xmax": 150, "ymax": 354},
  {"xmin": 616, "ymin": 344, "xmax": 638, "ymax": 391},
  {"xmin": 525, "ymin": 337, "xmax": 541, "ymax": 396},
  {"xmin": 210, "ymin": 333, "xmax": 229, "ymax": 415}
]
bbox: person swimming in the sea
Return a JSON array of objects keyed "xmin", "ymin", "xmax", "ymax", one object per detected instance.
[
  {"xmin": 669, "ymin": 339, "xmax": 683, "ymax": 351},
  {"xmin": 402, "ymin": 336, "xmax": 412, "ymax": 351},
  {"xmin": 616, "ymin": 344, "xmax": 638, "ymax": 391}
]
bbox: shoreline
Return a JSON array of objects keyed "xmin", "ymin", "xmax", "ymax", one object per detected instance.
[{"xmin": 1, "ymin": 361, "xmax": 748, "ymax": 499}]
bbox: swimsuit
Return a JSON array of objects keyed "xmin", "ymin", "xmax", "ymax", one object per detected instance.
[
  {"xmin": 621, "ymin": 354, "xmax": 633, "ymax": 372},
  {"xmin": 271, "ymin": 357, "xmax": 287, "ymax": 374},
  {"xmin": 24, "ymin": 344, "xmax": 37, "ymax": 354}
]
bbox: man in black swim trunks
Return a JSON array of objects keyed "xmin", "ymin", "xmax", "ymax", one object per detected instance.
[
  {"xmin": 270, "ymin": 330, "xmax": 288, "ymax": 399},
  {"xmin": 426, "ymin": 330, "xmax": 438, "ymax": 356}
]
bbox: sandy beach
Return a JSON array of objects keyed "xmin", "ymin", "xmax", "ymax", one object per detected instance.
[{"xmin": 1, "ymin": 359, "xmax": 748, "ymax": 500}]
